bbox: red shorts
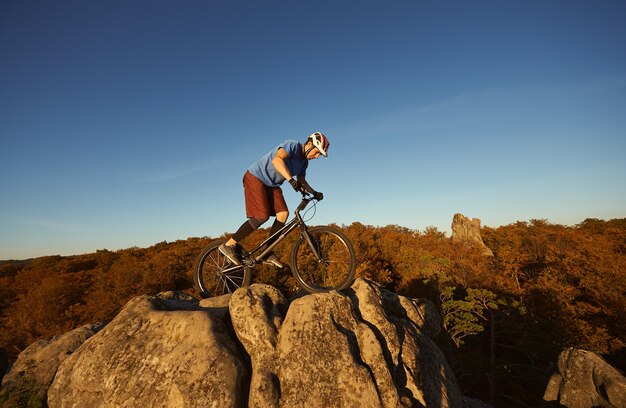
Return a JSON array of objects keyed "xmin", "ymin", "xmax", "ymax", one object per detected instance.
[{"xmin": 243, "ymin": 170, "xmax": 288, "ymax": 219}]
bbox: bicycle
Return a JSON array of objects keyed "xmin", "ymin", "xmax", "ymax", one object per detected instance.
[{"xmin": 194, "ymin": 191, "xmax": 356, "ymax": 298}]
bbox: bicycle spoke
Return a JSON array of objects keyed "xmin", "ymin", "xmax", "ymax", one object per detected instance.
[
  {"xmin": 208, "ymin": 253, "xmax": 220, "ymax": 268},
  {"xmin": 194, "ymin": 242, "xmax": 252, "ymax": 298},
  {"xmin": 223, "ymin": 272, "xmax": 244, "ymax": 288},
  {"xmin": 221, "ymin": 277, "xmax": 231, "ymax": 294}
]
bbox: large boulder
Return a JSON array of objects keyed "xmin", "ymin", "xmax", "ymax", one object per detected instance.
[
  {"xmin": 542, "ymin": 348, "xmax": 626, "ymax": 407},
  {"xmin": 0, "ymin": 323, "xmax": 103, "ymax": 408},
  {"xmin": 229, "ymin": 279, "xmax": 462, "ymax": 408},
  {"xmin": 229, "ymin": 284, "xmax": 286, "ymax": 408},
  {"xmin": 47, "ymin": 291, "xmax": 249, "ymax": 408},
  {"xmin": 451, "ymin": 213, "xmax": 494, "ymax": 257},
  {"xmin": 277, "ymin": 288, "xmax": 386, "ymax": 407}
]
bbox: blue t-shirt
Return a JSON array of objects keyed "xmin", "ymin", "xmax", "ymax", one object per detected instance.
[{"xmin": 248, "ymin": 140, "xmax": 308, "ymax": 187}]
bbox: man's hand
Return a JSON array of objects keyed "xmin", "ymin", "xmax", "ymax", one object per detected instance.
[
  {"xmin": 313, "ymin": 191, "xmax": 324, "ymax": 201},
  {"xmin": 289, "ymin": 178, "xmax": 303, "ymax": 192}
]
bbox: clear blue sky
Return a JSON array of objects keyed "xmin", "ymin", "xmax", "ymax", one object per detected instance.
[{"xmin": 1, "ymin": 0, "xmax": 625, "ymax": 260}]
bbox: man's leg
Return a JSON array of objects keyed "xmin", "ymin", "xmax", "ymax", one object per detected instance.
[
  {"xmin": 276, "ymin": 211, "xmax": 288, "ymax": 223},
  {"xmin": 267, "ymin": 211, "xmax": 288, "ymax": 243},
  {"xmin": 231, "ymin": 217, "xmax": 268, "ymax": 244},
  {"xmin": 221, "ymin": 217, "xmax": 268, "ymax": 264},
  {"xmin": 263, "ymin": 210, "xmax": 289, "ymax": 268},
  {"xmin": 221, "ymin": 171, "xmax": 272, "ymax": 264}
]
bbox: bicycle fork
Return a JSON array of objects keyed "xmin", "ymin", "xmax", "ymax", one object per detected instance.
[{"xmin": 300, "ymin": 225, "xmax": 323, "ymax": 262}]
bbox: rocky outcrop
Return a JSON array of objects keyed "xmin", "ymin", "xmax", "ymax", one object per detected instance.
[
  {"xmin": 0, "ymin": 322, "xmax": 103, "ymax": 407},
  {"xmin": 229, "ymin": 284, "xmax": 286, "ymax": 407},
  {"xmin": 47, "ymin": 291, "xmax": 249, "ymax": 408},
  {"xmin": 542, "ymin": 348, "xmax": 626, "ymax": 408},
  {"xmin": 451, "ymin": 213, "xmax": 494, "ymax": 257},
  {"xmin": 3, "ymin": 279, "xmax": 492, "ymax": 407},
  {"xmin": 243, "ymin": 278, "xmax": 458, "ymax": 407}
]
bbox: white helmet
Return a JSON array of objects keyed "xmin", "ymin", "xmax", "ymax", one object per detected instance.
[{"xmin": 307, "ymin": 132, "xmax": 330, "ymax": 157}]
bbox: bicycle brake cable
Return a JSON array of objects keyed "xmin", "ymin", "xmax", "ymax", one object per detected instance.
[{"xmin": 302, "ymin": 199, "xmax": 317, "ymax": 222}]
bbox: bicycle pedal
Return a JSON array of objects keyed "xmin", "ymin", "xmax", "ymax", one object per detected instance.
[{"xmin": 262, "ymin": 254, "xmax": 284, "ymax": 268}]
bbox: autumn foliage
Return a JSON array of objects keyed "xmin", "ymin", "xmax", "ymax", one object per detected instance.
[{"xmin": 1, "ymin": 218, "xmax": 624, "ymax": 407}]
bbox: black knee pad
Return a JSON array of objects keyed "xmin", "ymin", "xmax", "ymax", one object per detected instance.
[{"xmin": 248, "ymin": 217, "xmax": 268, "ymax": 229}]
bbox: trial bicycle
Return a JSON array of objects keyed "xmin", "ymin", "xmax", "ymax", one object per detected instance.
[{"xmin": 193, "ymin": 192, "xmax": 356, "ymax": 298}]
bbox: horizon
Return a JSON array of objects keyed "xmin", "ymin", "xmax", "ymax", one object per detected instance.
[
  {"xmin": 2, "ymin": 1, "xmax": 625, "ymax": 260},
  {"xmin": 2, "ymin": 214, "xmax": 622, "ymax": 262}
]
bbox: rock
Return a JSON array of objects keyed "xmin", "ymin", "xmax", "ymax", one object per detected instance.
[
  {"xmin": 229, "ymin": 284, "xmax": 287, "ymax": 408},
  {"xmin": 47, "ymin": 292, "xmax": 249, "ymax": 408},
  {"xmin": 349, "ymin": 279, "xmax": 460, "ymax": 407},
  {"xmin": 37, "ymin": 280, "xmax": 491, "ymax": 408},
  {"xmin": 380, "ymin": 287, "xmax": 441, "ymax": 338},
  {"xmin": 229, "ymin": 279, "xmax": 463, "ymax": 407},
  {"xmin": 277, "ymin": 288, "xmax": 385, "ymax": 407},
  {"xmin": 542, "ymin": 348, "xmax": 626, "ymax": 407},
  {"xmin": 0, "ymin": 323, "xmax": 103, "ymax": 407},
  {"xmin": 451, "ymin": 213, "xmax": 494, "ymax": 257}
]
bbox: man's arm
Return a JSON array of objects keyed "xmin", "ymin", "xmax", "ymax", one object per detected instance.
[
  {"xmin": 296, "ymin": 174, "xmax": 315, "ymax": 193},
  {"xmin": 271, "ymin": 148, "xmax": 294, "ymax": 181}
]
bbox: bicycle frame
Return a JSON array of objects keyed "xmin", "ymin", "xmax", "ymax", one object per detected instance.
[{"xmin": 221, "ymin": 192, "xmax": 321, "ymax": 272}]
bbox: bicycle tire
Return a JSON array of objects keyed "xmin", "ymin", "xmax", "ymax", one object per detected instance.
[
  {"xmin": 193, "ymin": 241, "xmax": 252, "ymax": 298},
  {"xmin": 290, "ymin": 226, "xmax": 356, "ymax": 293}
]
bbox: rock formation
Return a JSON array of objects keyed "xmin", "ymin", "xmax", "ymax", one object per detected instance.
[
  {"xmin": 2, "ymin": 279, "xmax": 492, "ymax": 408},
  {"xmin": 542, "ymin": 348, "xmax": 626, "ymax": 408},
  {"xmin": 0, "ymin": 323, "xmax": 103, "ymax": 407},
  {"xmin": 47, "ymin": 291, "xmax": 249, "ymax": 408},
  {"xmin": 451, "ymin": 213, "xmax": 494, "ymax": 257}
]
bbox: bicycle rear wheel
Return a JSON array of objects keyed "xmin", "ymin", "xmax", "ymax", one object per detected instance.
[
  {"xmin": 194, "ymin": 241, "xmax": 252, "ymax": 298},
  {"xmin": 290, "ymin": 226, "xmax": 356, "ymax": 293}
]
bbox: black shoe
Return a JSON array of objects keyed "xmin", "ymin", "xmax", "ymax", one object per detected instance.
[{"xmin": 219, "ymin": 243, "xmax": 242, "ymax": 265}]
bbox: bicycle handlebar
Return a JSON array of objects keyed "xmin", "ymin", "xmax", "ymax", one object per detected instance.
[{"xmin": 294, "ymin": 191, "xmax": 316, "ymax": 214}]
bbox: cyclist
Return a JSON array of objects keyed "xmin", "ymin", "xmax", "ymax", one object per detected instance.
[{"xmin": 219, "ymin": 132, "xmax": 330, "ymax": 267}]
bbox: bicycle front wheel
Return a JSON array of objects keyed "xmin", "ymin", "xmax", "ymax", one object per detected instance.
[
  {"xmin": 290, "ymin": 226, "xmax": 356, "ymax": 293},
  {"xmin": 194, "ymin": 241, "xmax": 252, "ymax": 298}
]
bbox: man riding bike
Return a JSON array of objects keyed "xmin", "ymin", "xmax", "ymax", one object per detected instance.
[{"xmin": 219, "ymin": 132, "xmax": 330, "ymax": 267}]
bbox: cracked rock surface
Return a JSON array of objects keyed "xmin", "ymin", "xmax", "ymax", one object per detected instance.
[
  {"xmin": 3, "ymin": 279, "xmax": 492, "ymax": 407},
  {"xmin": 542, "ymin": 348, "xmax": 626, "ymax": 408},
  {"xmin": 48, "ymin": 291, "xmax": 248, "ymax": 408}
]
